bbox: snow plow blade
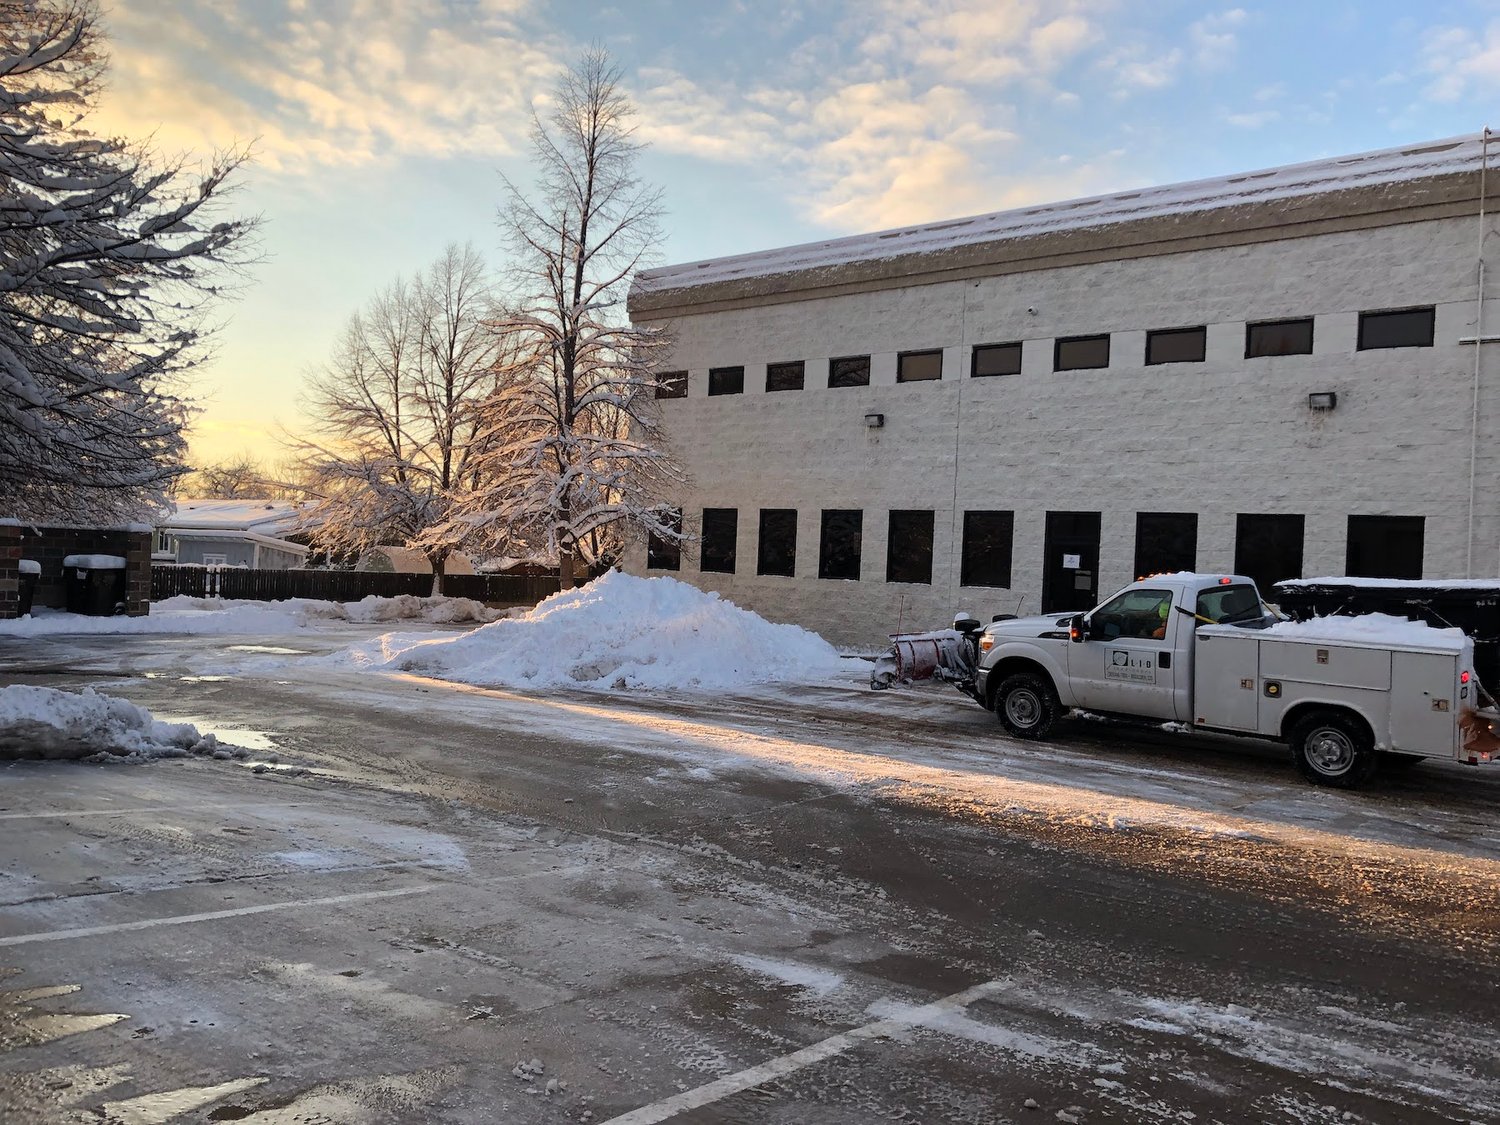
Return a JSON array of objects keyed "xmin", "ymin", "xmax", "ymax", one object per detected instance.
[{"xmin": 870, "ymin": 629, "xmax": 977, "ymax": 693}]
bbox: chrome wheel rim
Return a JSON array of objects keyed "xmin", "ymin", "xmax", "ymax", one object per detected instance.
[
  {"xmin": 1305, "ymin": 726, "xmax": 1355, "ymax": 775},
  {"xmin": 1005, "ymin": 689, "xmax": 1041, "ymax": 729}
]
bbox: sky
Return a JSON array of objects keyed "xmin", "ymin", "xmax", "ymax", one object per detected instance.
[{"xmin": 87, "ymin": 0, "xmax": 1500, "ymax": 469}]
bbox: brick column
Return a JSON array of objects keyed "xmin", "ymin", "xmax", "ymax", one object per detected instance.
[
  {"xmin": 0, "ymin": 523, "xmax": 19, "ymax": 619},
  {"xmin": 124, "ymin": 530, "xmax": 151, "ymax": 616}
]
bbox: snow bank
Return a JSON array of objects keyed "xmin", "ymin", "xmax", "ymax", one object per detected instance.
[
  {"xmin": 1249, "ymin": 613, "xmax": 1467, "ymax": 652},
  {"xmin": 0, "ymin": 594, "xmax": 500, "ymax": 635},
  {"xmin": 334, "ymin": 571, "xmax": 850, "ymax": 692},
  {"xmin": 1281, "ymin": 576, "xmax": 1500, "ymax": 591},
  {"xmin": 0, "ymin": 685, "xmax": 228, "ymax": 761}
]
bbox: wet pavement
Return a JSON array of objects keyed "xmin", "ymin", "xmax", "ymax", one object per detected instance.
[{"xmin": 1, "ymin": 630, "xmax": 1499, "ymax": 1124}]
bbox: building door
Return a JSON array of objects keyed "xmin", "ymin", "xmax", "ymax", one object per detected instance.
[{"xmin": 1042, "ymin": 511, "xmax": 1101, "ymax": 613}]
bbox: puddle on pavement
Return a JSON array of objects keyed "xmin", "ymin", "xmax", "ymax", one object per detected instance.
[
  {"xmin": 153, "ymin": 716, "xmax": 278, "ymax": 751},
  {"xmin": 0, "ymin": 982, "xmax": 127, "ymax": 1050},
  {"xmin": 99, "ymin": 1077, "xmax": 269, "ymax": 1124},
  {"xmin": 227, "ymin": 645, "xmax": 309, "ymax": 655}
]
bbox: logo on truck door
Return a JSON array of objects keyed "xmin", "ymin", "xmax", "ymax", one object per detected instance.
[{"xmin": 1107, "ymin": 650, "xmax": 1157, "ymax": 683}]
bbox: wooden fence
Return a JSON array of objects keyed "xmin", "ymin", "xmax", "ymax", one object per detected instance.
[{"xmin": 152, "ymin": 566, "xmax": 560, "ymax": 606}]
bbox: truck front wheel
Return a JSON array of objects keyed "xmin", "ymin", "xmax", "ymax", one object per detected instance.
[
  {"xmin": 1289, "ymin": 711, "xmax": 1378, "ymax": 788},
  {"xmin": 995, "ymin": 673, "xmax": 1061, "ymax": 740}
]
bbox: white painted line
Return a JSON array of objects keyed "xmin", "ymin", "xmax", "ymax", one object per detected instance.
[
  {"xmin": 602, "ymin": 979, "xmax": 1006, "ymax": 1124},
  {"xmin": 0, "ymin": 885, "xmax": 433, "ymax": 947},
  {"xmin": 0, "ymin": 803, "xmax": 296, "ymax": 821}
]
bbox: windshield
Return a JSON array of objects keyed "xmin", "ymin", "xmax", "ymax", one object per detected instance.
[{"xmin": 1196, "ymin": 584, "xmax": 1268, "ymax": 625}]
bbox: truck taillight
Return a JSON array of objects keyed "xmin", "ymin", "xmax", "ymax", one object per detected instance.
[{"xmin": 1462, "ymin": 671, "xmax": 1471, "ymax": 684}]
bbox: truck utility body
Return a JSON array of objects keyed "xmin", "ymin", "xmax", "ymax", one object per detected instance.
[{"xmin": 967, "ymin": 573, "xmax": 1500, "ymax": 787}]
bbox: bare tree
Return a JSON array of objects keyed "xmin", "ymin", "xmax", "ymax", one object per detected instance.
[
  {"xmin": 180, "ymin": 455, "xmax": 270, "ymax": 499},
  {"xmin": 437, "ymin": 49, "xmax": 684, "ymax": 587},
  {"xmin": 295, "ymin": 244, "xmax": 504, "ymax": 594},
  {"xmin": 0, "ymin": 0, "xmax": 257, "ymax": 523}
]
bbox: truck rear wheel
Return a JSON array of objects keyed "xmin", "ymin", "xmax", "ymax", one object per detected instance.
[
  {"xmin": 995, "ymin": 673, "xmax": 1060, "ymax": 740},
  {"xmin": 1289, "ymin": 710, "xmax": 1378, "ymax": 788}
]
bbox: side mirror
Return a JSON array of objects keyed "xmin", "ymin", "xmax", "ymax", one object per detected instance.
[{"xmin": 1069, "ymin": 613, "xmax": 1086, "ymax": 643}]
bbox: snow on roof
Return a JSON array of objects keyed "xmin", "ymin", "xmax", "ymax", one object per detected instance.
[
  {"xmin": 168, "ymin": 529, "xmax": 309, "ymax": 553},
  {"xmin": 633, "ymin": 133, "xmax": 1489, "ymax": 297},
  {"xmin": 163, "ymin": 499, "xmax": 309, "ymax": 536}
]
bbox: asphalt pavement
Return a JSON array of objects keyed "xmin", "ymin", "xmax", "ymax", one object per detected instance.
[{"xmin": 2, "ymin": 630, "xmax": 1498, "ymax": 1124}]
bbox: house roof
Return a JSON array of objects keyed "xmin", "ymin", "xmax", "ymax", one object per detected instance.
[
  {"xmin": 168, "ymin": 529, "xmax": 309, "ymax": 554},
  {"xmin": 630, "ymin": 131, "xmax": 1493, "ymax": 315},
  {"xmin": 163, "ymin": 499, "xmax": 310, "ymax": 537}
]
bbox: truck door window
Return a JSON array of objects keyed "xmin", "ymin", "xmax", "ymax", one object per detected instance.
[
  {"xmin": 1091, "ymin": 589, "xmax": 1174, "ymax": 640},
  {"xmin": 1196, "ymin": 584, "xmax": 1264, "ymax": 624}
]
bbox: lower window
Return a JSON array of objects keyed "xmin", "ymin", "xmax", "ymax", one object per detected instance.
[
  {"xmin": 1134, "ymin": 512, "xmax": 1197, "ymax": 577},
  {"xmin": 700, "ymin": 508, "xmax": 737, "ymax": 573},
  {"xmin": 646, "ymin": 509, "xmax": 682, "ymax": 571},
  {"xmin": 819, "ymin": 510, "xmax": 862, "ymax": 580},
  {"xmin": 757, "ymin": 509, "xmax": 797, "ymax": 577},
  {"xmin": 960, "ymin": 511, "xmax": 1014, "ymax": 588},
  {"xmin": 886, "ymin": 510, "xmax": 934, "ymax": 584},
  {"xmin": 1346, "ymin": 515, "xmax": 1423, "ymax": 579},
  {"xmin": 1234, "ymin": 513, "xmax": 1304, "ymax": 593}
]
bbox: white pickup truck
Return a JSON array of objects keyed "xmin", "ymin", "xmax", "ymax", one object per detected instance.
[{"xmin": 967, "ymin": 572, "xmax": 1500, "ymax": 787}]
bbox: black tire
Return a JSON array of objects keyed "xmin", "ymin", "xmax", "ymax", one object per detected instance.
[
  {"xmin": 1289, "ymin": 710, "xmax": 1378, "ymax": 788},
  {"xmin": 994, "ymin": 673, "xmax": 1061, "ymax": 740}
]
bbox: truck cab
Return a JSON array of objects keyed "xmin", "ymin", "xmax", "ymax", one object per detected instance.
[{"xmin": 974, "ymin": 573, "xmax": 1268, "ymax": 727}]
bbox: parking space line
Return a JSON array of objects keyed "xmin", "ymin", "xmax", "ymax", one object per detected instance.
[
  {"xmin": 602, "ymin": 978, "xmax": 1006, "ymax": 1124},
  {"xmin": 0, "ymin": 803, "xmax": 297, "ymax": 821},
  {"xmin": 0, "ymin": 885, "xmax": 433, "ymax": 946}
]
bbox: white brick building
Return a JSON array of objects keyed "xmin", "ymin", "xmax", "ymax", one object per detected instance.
[{"xmin": 625, "ymin": 133, "xmax": 1498, "ymax": 646}]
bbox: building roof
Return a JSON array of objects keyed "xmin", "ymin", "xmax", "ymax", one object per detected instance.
[
  {"xmin": 630, "ymin": 131, "xmax": 1493, "ymax": 316},
  {"xmin": 168, "ymin": 529, "xmax": 309, "ymax": 554},
  {"xmin": 163, "ymin": 499, "xmax": 309, "ymax": 537}
]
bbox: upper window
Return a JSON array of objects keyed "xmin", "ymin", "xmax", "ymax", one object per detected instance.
[
  {"xmin": 829, "ymin": 355, "xmax": 871, "ymax": 388},
  {"xmin": 655, "ymin": 370, "xmax": 687, "ymax": 399},
  {"xmin": 757, "ymin": 509, "xmax": 797, "ymax": 577},
  {"xmin": 708, "ymin": 366, "xmax": 744, "ymax": 396},
  {"xmin": 646, "ymin": 508, "xmax": 682, "ymax": 571},
  {"xmin": 818, "ymin": 509, "xmax": 862, "ymax": 580},
  {"xmin": 1055, "ymin": 334, "xmax": 1109, "ymax": 371},
  {"xmin": 700, "ymin": 508, "xmax": 738, "ymax": 574},
  {"xmin": 886, "ymin": 510, "xmax": 934, "ymax": 584},
  {"xmin": 897, "ymin": 350, "xmax": 943, "ymax": 383},
  {"xmin": 1145, "ymin": 326, "xmax": 1206, "ymax": 366},
  {"xmin": 1246, "ymin": 318, "xmax": 1314, "ymax": 358},
  {"xmin": 972, "ymin": 342, "xmax": 1022, "ymax": 378},
  {"xmin": 766, "ymin": 361, "xmax": 804, "ymax": 392},
  {"xmin": 960, "ymin": 511, "xmax": 1014, "ymax": 588},
  {"xmin": 1358, "ymin": 307, "xmax": 1434, "ymax": 350}
]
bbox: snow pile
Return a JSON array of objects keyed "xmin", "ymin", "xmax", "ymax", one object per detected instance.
[
  {"xmin": 335, "ymin": 571, "xmax": 850, "ymax": 691},
  {"xmin": 1240, "ymin": 613, "xmax": 1467, "ymax": 652},
  {"xmin": 0, "ymin": 593, "xmax": 499, "ymax": 635},
  {"xmin": 0, "ymin": 685, "xmax": 232, "ymax": 761}
]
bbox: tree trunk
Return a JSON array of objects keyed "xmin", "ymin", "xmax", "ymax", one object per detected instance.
[
  {"xmin": 430, "ymin": 551, "xmax": 448, "ymax": 598},
  {"xmin": 558, "ymin": 542, "xmax": 577, "ymax": 589}
]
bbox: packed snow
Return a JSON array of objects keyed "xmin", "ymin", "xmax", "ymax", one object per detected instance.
[
  {"xmin": 0, "ymin": 593, "xmax": 501, "ymax": 635},
  {"xmin": 61, "ymin": 553, "xmax": 125, "ymax": 569},
  {"xmin": 333, "ymin": 571, "xmax": 851, "ymax": 692},
  {"xmin": 0, "ymin": 684, "xmax": 231, "ymax": 760},
  {"xmin": 1240, "ymin": 612, "xmax": 1468, "ymax": 652},
  {"xmin": 18, "ymin": 559, "xmax": 39, "ymax": 576},
  {"xmin": 1281, "ymin": 576, "xmax": 1500, "ymax": 590}
]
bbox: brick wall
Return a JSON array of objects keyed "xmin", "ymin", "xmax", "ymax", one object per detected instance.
[
  {"xmin": 626, "ymin": 213, "xmax": 1500, "ymax": 647},
  {"xmin": 0, "ymin": 524, "xmax": 152, "ymax": 619}
]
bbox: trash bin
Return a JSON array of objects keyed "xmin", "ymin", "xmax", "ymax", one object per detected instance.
[
  {"xmin": 17, "ymin": 559, "xmax": 39, "ymax": 617},
  {"xmin": 63, "ymin": 553, "xmax": 127, "ymax": 616}
]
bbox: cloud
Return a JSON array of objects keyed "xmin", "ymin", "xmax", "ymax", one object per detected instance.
[
  {"xmin": 90, "ymin": 0, "xmax": 563, "ymax": 173},
  {"xmin": 1226, "ymin": 109, "xmax": 1279, "ymax": 129},
  {"xmin": 1190, "ymin": 9, "xmax": 1247, "ymax": 69},
  {"xmin": 1421, "ymin": 21, "xmax": 1500, "ymax": 102}
]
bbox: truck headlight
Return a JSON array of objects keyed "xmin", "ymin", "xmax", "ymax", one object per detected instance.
[{"xmin": 979, "ymin": 634, "xmax": 995, "ymax": 653}]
